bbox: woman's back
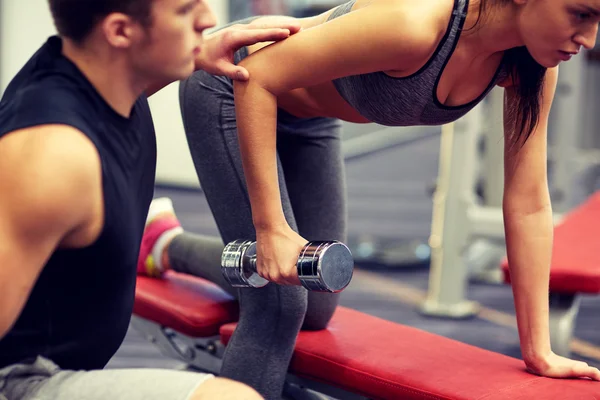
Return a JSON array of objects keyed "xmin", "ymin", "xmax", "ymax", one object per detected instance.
[{"xmin": 241, "ymin": 0, "xmax": 506, "ymax": 125}]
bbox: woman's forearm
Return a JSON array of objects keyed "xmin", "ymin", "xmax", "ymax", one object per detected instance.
[
  {"xmin": 233, "ymin": 79, "xmax": 286, "ymax": 230},
  {"xmin": 503, "ymin": 202, "xmax": 554, "ymax": 365}
]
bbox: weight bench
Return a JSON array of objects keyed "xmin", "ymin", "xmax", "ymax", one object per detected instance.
[
  {"xmin": 132, "ymin": 272, "xmax": 599, "ymax": 399},
  {"xmin": 501, "ymin": 191, "xmax": 600, "ymax": 358}
]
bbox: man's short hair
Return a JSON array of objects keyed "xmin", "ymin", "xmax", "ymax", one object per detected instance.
[{"xmin": 48, "ymin": 0, "xmax": 154, "ymax": 44}]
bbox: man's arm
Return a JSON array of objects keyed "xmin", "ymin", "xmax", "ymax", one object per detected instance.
[
  {"xmin": 0, "ymin": 125, "xmax": 102, "ymax": 339},
  {"xmin": 146, "ymin": 18, "xmax": 301, "ymax": 97}
]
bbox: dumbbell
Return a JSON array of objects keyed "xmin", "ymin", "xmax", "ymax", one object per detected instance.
[{"xmin": 221, "ymin": 240, "xmax": 354, "ymax": 293}]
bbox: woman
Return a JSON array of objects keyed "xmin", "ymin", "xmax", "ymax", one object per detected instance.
[{"xmin": 147, "ymin": 0, "xmax": 600, "ymax": 398}]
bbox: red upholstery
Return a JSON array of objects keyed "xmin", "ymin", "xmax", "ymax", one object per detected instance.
[
  {"xmin": 501, "ymin": 191, "xmax": 600, "ymax": 293},
  {"xmin": 134, "ymin": 271, "xmax": 238, "ymax": 337},
  {"xmin": 135, "ymin": 273, "xmax": 599, "ymax": 400},
  {"xmin": 221, "ymin": 308, "xmax": 599, "ymax": 400}
]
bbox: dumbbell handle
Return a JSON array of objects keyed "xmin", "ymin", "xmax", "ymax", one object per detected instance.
[
  {"xmin": 245, "ymin": 254, "xmax": 259, "ymax": 270},
  {"xmin": 222, "ymin": 240, "xmax": 354, "ymax": 292}
]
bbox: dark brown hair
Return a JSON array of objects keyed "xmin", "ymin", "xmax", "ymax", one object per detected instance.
[
  {"xmin": 471, "ymin": 0, "xmax": 548, "ymax": 150},
  {"xmin": 48, "ymin": 0, "xmax": 154, "ymax": 44}
]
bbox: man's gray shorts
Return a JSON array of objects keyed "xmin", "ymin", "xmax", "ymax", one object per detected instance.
[{"xmin": 0, "ymin": 356, "xmax": 214, "ymax": 400}]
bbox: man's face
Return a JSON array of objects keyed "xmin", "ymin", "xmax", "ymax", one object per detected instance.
[{"xmin": 131, "ymin": 0, "xmax": 216, "ymax": 82}]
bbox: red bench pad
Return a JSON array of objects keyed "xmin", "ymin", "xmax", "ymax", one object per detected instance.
[
  {"xmin": 134, "ymin": 271, "xmax": 238, "ymax": 337},
  {"xmin": 221, "ymin": 307, "xmax": 599, "ymax": 400},
  {"xmin": 501, "ymin": 191, "xmax": 600, "ymax": 293}
]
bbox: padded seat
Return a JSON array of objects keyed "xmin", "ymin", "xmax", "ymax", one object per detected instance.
[
  {"xmin": 501, "ymin": 191, "xmax": 600, "ymax": 293},
  {"xmin": 134, "ymin": 271, "xmax": 238, "ymax": 337},
  {"xmin": 220, "ymin": 308, "xmax": 598, "ymax": 400},
  {"xmin": 134, "ymin": 272, "xmax": 600, "ymax": 400}
]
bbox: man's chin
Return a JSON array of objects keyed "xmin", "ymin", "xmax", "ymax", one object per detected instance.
[{"xmin": 175, "ymin": 63, "xmax": 198, "ymax": 81}]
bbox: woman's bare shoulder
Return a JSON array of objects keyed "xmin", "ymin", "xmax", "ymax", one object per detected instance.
[
  {"xmin": 238, "ymin": 0, "xmax": 459, "ymax": 94},
  {"xmin": 367, "ymin": 0, "xmax": 457, "ymax": 56},
  {"xmin": 300, "ymin": 0, "xmax": 454, "ymax": 40}
]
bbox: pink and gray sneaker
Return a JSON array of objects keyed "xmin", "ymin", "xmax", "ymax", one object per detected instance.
[{"xmin": 137, "ymin": 197, "xmax": 183, "ymax": 278}]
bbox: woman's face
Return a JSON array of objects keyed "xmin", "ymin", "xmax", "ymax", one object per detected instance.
[{"xmin": 516, "ymin": 0, "xmax": 600, "ymax": 67}]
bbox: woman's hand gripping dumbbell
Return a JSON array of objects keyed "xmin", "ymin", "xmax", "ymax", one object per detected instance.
[{"xmin": 221, "ymin": 228, "xmax": 354, "ymax": 293}]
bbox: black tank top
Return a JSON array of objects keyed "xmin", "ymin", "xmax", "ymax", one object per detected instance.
[{"xmin": 0, "ymin": 36, "xmax": 157, "ymax": 370}]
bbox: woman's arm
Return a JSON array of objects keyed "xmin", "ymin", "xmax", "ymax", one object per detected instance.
[
  {"xmin": 502, "ymin": 66, "xmax": 556, "ymax": 366},
  {"xmin": 232, "ymin": 2, "xmax": 442, "ymax": 284},
  {"xmin": 502, "ymin": 67, "xmax": 600, "ymax": 380},
  {"xmin": 234, "ymin": 2, "xmax": 439, "ymax": 229}
]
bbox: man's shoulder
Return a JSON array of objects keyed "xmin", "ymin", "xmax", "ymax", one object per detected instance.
[
  {"xmin": 4, "ymin": 72, "xmax": 85, "ymax": 110},
  {"xmin": 0, "ymin": 123, "xmax": 103, "ymax": 236},
  {"xmin": 0, "ymin": 124, "xmax": 101, "ymax": 176},
  {"xmin": 0, "ymin": 73, "xmax": 95, "ymax": 140}
]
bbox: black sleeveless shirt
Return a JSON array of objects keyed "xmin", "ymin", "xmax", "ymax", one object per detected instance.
[{"xmin": 0, "ymin": 36, "xmax": 157, "ymax": 370}]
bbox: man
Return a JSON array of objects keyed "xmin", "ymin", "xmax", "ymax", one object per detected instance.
[{"xmin": 0, "ymin": 0, "xmax": 299, "ymax": 399}]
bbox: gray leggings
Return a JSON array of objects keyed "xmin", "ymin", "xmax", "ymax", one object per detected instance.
[{"xmin": 175, "ymin": 46, "xmax": 347, "ymax": 399}]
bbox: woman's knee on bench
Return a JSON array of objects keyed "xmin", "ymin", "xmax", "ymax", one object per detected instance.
[
  {"xmin": 240, "ymin": 284, "xmax": 308, "ymax": 332},
  {"xmin": 302, "ymin": 292, "xmax": 341, "ymax": 331},
  {"xmin": 239, "ymin": 278, "xmax": 340, "ymax": 331}
]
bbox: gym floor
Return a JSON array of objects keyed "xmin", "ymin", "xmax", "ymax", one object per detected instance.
[{"xmin": 108, "ymin": 123, "xmax": 600, "ymax": 373}]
